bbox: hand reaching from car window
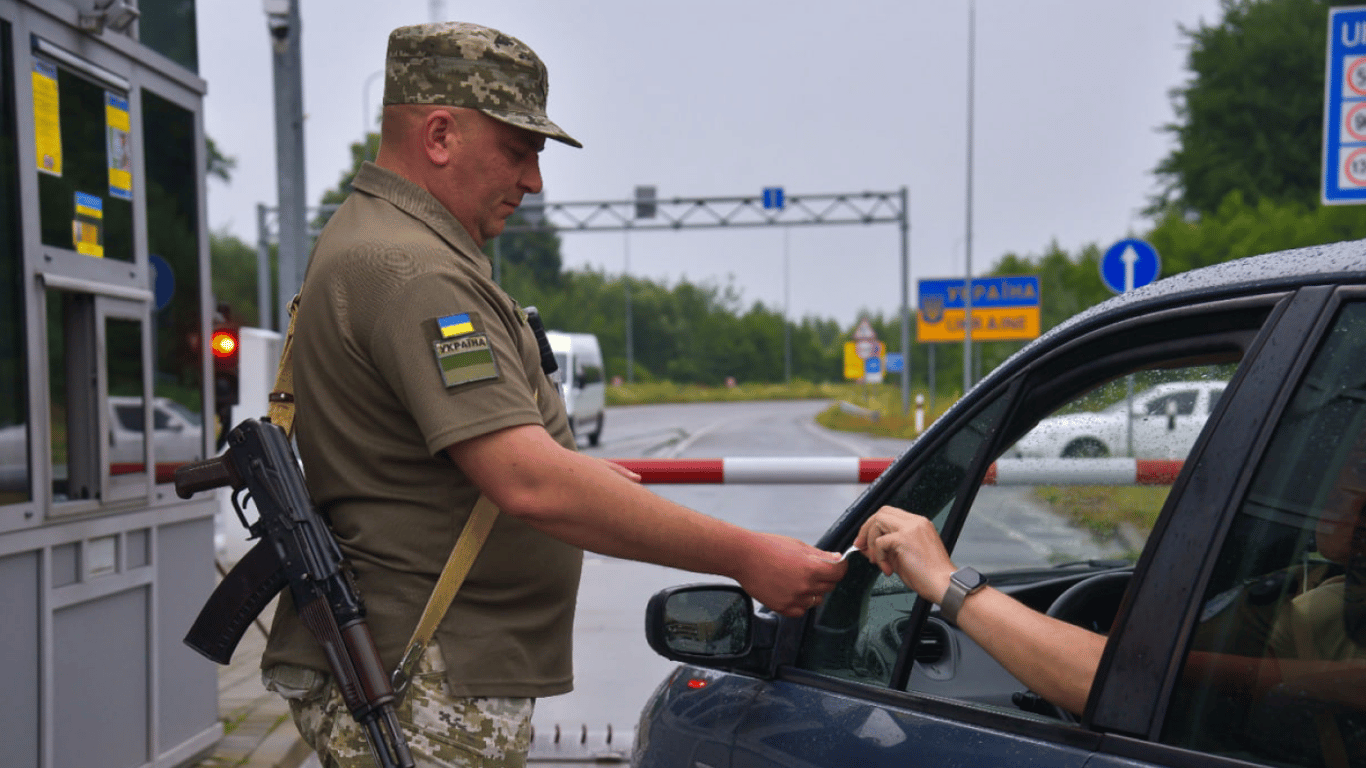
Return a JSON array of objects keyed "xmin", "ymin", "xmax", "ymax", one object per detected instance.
[
  {"xmin": 855, "ymin": 505, "xmax": 1104, "ymax": 715},
  {"xmin": 855, "ymin": 506, "xmax": 957, "ymax": 604}
]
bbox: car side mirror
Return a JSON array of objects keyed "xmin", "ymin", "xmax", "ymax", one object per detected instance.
[{"xmin": 645, "ymin": 585, "xmax": 763, "ymax": 663}]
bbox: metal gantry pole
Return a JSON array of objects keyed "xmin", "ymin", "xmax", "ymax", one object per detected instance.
[
  {"xmin": 899, "ymin": 186, "xmax": 911, "ymax": 416},
  {"xmin": 963, "ymin": 0, "xmax": 976, "ymax": 396},
  {"xmin": 783, "ymin": 226, "xmax": 792, "ymax": 384},
  {"xmin": 624, "ymin": 227, "xmax": 634, "ymax": 383}
]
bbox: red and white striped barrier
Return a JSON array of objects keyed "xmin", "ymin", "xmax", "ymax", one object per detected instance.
[{"xmin": 610, "ymin": 457, "xmax": 1183, "ymax": 486}]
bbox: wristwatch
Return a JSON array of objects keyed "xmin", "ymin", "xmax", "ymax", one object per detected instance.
[{"xmin": 939, "ymin": 566, "xmax": 988, "ymax": 625}]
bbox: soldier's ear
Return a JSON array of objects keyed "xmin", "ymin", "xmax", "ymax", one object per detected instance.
[{"xmin": 423, "ymin": 108, "xmax": 460, "ymax": 166}]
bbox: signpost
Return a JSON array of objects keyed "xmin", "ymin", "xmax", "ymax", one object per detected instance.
[
  {"xmin": 1323, "ymin": 6, "xmax": 1366, "ymax": 205},
  {"xmin": 1099, "ymin": 239, "xmax": 1160, "ymax": 455},
  {"xmin": 1100, "ymin": 238, "xmax": 1160, "ymax": 294},
  {"xmin": 845, "ymin": 319, "xmax": 885, "ymax": 384}
]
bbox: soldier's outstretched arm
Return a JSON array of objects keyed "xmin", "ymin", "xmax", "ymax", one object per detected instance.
[{"xmin": 446, "ymin": 424, "xmax": 847, "ymax": 617}]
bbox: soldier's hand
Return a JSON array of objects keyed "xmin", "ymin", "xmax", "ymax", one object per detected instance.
[{"xmin": 738, "ymin": 534, "xmax": 848, "ymax": 618}]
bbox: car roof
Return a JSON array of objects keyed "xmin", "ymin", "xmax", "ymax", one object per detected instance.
[
  {"xmin": 982, "ymin": 242, "xmax": 1366, "ymax": 385},
  {"xmin": 1062, "ymin": 241, "xmax": 1366, "ymax": 334}
]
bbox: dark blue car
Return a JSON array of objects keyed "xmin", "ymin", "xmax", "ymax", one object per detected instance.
[{"xmin": 635, "ymin": 245, "xmax": 1366, "ymax": 768}]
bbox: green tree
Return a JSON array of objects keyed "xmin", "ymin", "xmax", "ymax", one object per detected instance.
[
  {"xmin": 489, "ymin": 213, "xmax": 564, "ymax": 288},
  {"xmin": 206, "ymin": 136, "xmax": 236, "ymax": 183},
  {"xmin": 211, "ymin": 229, "xmax": 268, "ymax": 327},
  {"xmin": 1152, "ymin": 0, "xmax": 1339, "ymax": 216},
  {"xmin": 314, "ymin": 133, "xmax": 379, "ymax": 231}
]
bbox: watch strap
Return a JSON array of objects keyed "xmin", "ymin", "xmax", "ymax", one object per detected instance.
[{"xmin": 940, "ymin": 567, "xmax": 986, "ymax": 625}]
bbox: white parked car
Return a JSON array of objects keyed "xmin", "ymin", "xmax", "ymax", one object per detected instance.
[
  {"xmin": 108, "ymin": 395, "xmax": 204, "ymax": 467},
  {"xmin": 1009, "ymin": 380, "xmax": 1227, "ymax": 459}
]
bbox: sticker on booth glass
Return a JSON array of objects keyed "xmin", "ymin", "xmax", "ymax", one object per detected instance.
[
  {"xmin": 105, "ymin": 92, "xmax": 132, "ymax": 200},
  {"xmin": 73, "ymin": 192, "xmax": 103, "ymax": 258},
  {"xmin": 32, "ymin": 58, "xmax": 61, "ymax": 176}
]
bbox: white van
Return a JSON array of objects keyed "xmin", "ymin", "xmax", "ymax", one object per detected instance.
[{"xmin": 545, "ymin": 331, "xmax": 606, "ymax": 446}]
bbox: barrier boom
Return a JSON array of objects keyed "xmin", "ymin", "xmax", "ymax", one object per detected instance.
[{"xmin": 611, "ymin": 457, "xmax": 1184, "ymax": 486}]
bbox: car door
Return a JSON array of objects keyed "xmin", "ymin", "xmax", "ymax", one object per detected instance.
[
  {"xmin": 1088, "ymin": 287, "xmax": 1366, "ymax": 768},
  {"xmin": 723, "ymin": 290, "xmax": 1295, "ymax": 768}
]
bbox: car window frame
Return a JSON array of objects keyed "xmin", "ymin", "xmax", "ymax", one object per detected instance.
[
  {"xmin": 1088, "ymin": 285, "xmax": 1344, "ymax": 746},
  {"xmin": 773, "ymin": 289, "xmax": 1295, "ymax": 741}
]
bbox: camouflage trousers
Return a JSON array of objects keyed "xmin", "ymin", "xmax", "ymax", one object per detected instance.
[{"xmin": 263, "ymin": 645, "xmax": 534, "ymax": 768}]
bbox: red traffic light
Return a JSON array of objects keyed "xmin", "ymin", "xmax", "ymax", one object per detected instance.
[{"xmin": 211, "ymin": 327, "xmax": 238, "ymax": 360}]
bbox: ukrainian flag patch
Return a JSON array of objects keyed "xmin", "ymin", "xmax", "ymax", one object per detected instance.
[
  {"xmin": 438, "ymin": 312, "xmax": 476, "ymax": 338},
  {"xmin": 434, "ymin": 333, "xmax": 499, "ymax": 388}
]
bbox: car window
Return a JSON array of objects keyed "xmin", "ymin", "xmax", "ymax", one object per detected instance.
[
  {"xmin": 796, "ymin": 347, "xmax": 1241, "ymax": 717},
  {"xmin": 1162, "ymin": 301, "xmax": 1366, "ymax": 768},
  {"xmin": 797, "ymin": 397, "xmax": 1010, "ymax": 686},
  {"xmin": 897, "ymin": 362, "xmax": 1231, "ymax": 721},
  {"xmin": 114, "ymin": 404, "xmax": 141, "ymax": 432}
]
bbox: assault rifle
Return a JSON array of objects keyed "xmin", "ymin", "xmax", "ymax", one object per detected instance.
[{"xmin": 175, "ymin": 418, "xmax": 413, "ymax": 768}]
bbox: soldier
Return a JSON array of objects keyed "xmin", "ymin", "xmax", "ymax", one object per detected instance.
[{"xmin": 260, "ymin": 21, "xmax": 847, "ymax": 767}]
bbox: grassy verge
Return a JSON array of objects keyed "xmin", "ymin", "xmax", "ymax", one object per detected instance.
[
  {"xmin": 607, "ymin": 380, "xmax": 889, "ymax": 407},
  {"xmin": 813, "ymin": 385, "xmax": 957, "ymax": 440},
  {"xmin": 1035, "ymin": 484, "xmax": 1170, "ymax": 551}
]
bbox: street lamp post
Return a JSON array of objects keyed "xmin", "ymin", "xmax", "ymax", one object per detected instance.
[{"xmin": 963, "ymin": 0, "xmax": 976, "ymax": 395}]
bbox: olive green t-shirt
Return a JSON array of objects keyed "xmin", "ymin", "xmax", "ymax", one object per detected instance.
[{"xmin": 260, "ymin": 162, "xmax": 582, "ymax": 698}]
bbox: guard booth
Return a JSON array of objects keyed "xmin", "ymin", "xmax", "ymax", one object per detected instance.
[{"xmin": 0, "ymin": 1, "xmax": 221, "ymax": 767}]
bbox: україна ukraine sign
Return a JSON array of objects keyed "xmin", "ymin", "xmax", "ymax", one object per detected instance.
[{"xmin": 917, "ymin": 276, "xmax": 1040, "ymax": 343}]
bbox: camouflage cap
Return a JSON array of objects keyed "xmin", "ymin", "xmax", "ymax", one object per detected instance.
[{"xmin": 383, "ymin": 22, "xmax": 581, "ymax": 148}]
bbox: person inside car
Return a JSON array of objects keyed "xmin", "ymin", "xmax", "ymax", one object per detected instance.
[
  {"xmin": 855, "ymin": 445, "xmax": 1366, "ymax": 722},
  {"xmin": 854, "ymin": 505, "xmax": 1105, "ymax": 715}
]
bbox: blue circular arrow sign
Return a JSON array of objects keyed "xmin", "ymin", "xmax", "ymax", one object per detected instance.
[{"xmin": 1100, "ymin": 238, "xmax": 1160, "ymax": 294}]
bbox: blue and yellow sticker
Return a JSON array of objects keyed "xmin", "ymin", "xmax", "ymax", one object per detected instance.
[{"xmin": 431, "ymin": 311, "xmax": 499, "ymax": 387}]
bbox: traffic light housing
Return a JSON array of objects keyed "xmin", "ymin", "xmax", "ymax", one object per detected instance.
[{"xmin": 211, "ymin": 324, "xmax": 239, "ymax": 408}]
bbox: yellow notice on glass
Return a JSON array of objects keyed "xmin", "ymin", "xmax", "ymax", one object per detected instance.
[
  {"xmin": 106, "ymin": 92, "xmax": 132, "ymax": 200},
  {"xmin": 32, "ymin": 58, "xmax": 61, "ymax": 176},
  {"xmin": 73, "ymin": 192, "xmax": 103, "ymax": 258}
]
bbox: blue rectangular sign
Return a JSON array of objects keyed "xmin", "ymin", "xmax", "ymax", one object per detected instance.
[
  {"xmin": 1323, "ymin": 6, "xmax": 1366, "ymax": 204},
  {"xmin": 918, "ymin": 276, "xmax": 1039, "ymax": 309}
]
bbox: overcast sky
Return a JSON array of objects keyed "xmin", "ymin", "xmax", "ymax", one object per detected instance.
[{"xmin": 198, "ymin": 0, "xmax": 1225, "ymax": 328}]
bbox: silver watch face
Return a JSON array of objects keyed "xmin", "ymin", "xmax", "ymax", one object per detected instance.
[{"xmin": 952, "ymin": 567, "xmax": 987, "ymax": 592}]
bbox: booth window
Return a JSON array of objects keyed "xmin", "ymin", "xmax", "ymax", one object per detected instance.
[
  {"xmin": 34, "ymin": 52, "xmax": 134, "ymax": 261},
  {"xmin": 0, "ymin": 22, "xmax": 29, "ymax": 505},
  {"xmin": 138, "ymin": 0, "xmax": 198, "ymax": 73},
  {"xmin": 143, "ymin": 91, "xmax": 204, "ymax": 471}
]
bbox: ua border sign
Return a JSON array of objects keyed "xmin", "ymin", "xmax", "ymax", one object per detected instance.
[
  {"xmin": 1100, "ymin": 238, "xmax": 1160, "ymax": 294},
  {"xmin": 917, "ymin": 276, "xmax": 1040, "ymax": 343},
  {"xmin": 1323, "ymin": 6, "xmax": 1366, "ymax": 204}
]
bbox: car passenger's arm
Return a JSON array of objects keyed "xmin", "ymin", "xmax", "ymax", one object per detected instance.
[
  {"xmin": 446, "ymin": 423, "xmax": 848, "ymax": 618},
  {"xmin": 857, "ymin": 505, "xmax": 1103, "ymax": 716}
]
